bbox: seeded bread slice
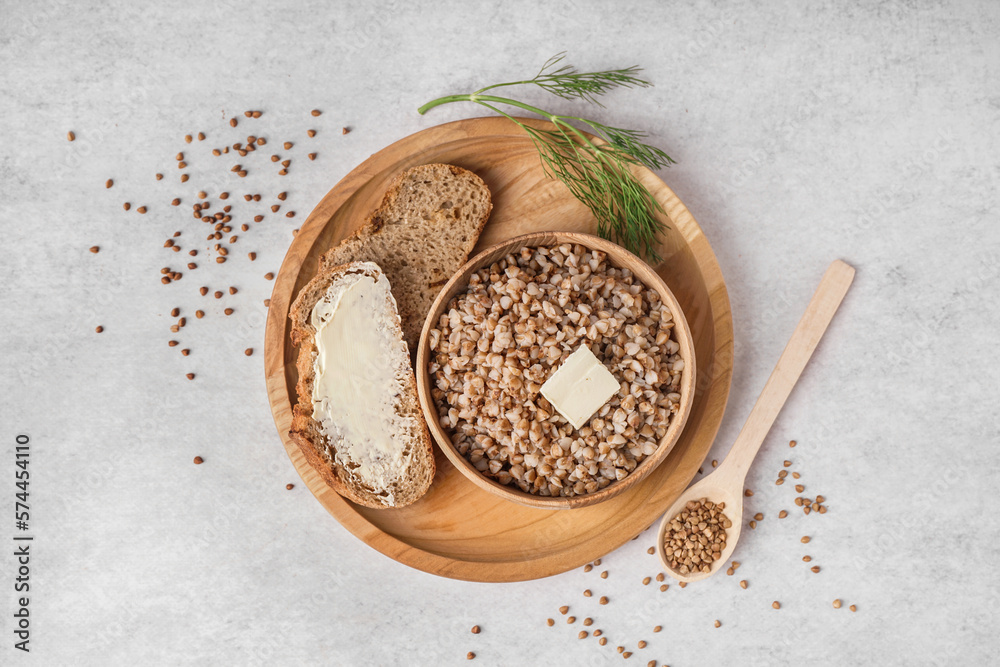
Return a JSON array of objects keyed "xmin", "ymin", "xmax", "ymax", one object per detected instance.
[
  {"xmin": 319, "ymin": 163, "xmax": 492, "ymax": 351},
  {"xmin": 288, "ymin": 261, "xmax": 435, "ymax": 509}
]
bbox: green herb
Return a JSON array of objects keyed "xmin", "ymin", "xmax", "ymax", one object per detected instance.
[{"xmin": 418, "ymin": 54, "xmax": 675, "ymax": 261}]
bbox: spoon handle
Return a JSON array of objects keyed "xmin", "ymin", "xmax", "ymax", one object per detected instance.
[{"xmin": 720, "ymin": 260, "xmax": 855, "ymax": 483}]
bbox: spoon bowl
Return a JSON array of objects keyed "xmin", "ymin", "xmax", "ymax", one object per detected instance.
[
  {"xmin": 655, "ymin": 260, "xmax": 855, "ymax": 582},
  {"xmin": 656, "ymin": 463, "xmax": 745, "ymax": 582}
]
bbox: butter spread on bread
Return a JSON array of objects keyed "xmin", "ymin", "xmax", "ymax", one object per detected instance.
[
  {"xmin": 310, "ymin": 266, "xmax": 411, "ymax": 504},
  {"xmin": 288, "ymin": 262, "xmax": 435, "ymax": 508}
]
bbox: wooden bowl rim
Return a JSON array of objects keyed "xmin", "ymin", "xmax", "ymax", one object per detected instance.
[{"xmin": 415, "ymin": 230, "xmax": 697, "ymax": 510}]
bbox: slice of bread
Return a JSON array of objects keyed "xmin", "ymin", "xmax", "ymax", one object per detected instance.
[
  {"xmin": 319, "ymin": 163, "xmax": 492, "ymax": 351},
  {"xmin": 288, "ymin": 261, "xmax": 435, "ymax": 509}
]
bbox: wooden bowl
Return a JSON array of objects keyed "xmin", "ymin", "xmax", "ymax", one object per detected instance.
[{"xmin": 415, "ymin": 231, "xmax": 697, "ymax": 510}]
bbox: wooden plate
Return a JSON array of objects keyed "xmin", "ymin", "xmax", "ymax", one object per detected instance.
[{"xmin": 264, "ymin": 117, "xmax": 733, "ymax": 582}]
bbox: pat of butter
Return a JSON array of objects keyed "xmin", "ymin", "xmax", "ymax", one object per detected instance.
[{"xmin": 540, "ymin": 344, "xmax": 620, "ymax": 430}]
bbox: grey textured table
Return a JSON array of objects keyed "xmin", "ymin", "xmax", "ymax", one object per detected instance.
[{"xmin": 2, "ymin": 1, "xmax": 998, "ymax": 665}]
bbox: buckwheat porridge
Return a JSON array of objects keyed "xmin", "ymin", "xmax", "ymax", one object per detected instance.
[{"xmin": 427, "ymin": 243, "xmax": 685, "ymax": 497}]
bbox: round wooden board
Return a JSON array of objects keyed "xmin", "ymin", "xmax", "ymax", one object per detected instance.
[{"xmin": 264, "ymin": 117, "xmax": 733, "ymax": 582}]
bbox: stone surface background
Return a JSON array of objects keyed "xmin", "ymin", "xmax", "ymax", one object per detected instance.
[{"xmin": 1, "ymin": 1, "xmax": 998, "ymax": 664}]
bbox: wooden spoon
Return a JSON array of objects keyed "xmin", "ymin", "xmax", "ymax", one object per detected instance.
[{"xmin": 656, "ymin": 260, "xmax": 855, "ymax": 582}]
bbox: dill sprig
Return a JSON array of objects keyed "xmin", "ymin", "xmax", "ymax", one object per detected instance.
[
  {"xmin": 480, "ymin": 53, "xmax": 652, "ymax": 107},
  {"xmin": 418, "ymin": 53, "xmax": 674, "ymax": 261}
]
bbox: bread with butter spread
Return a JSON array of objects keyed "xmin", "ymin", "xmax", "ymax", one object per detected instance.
[{"xmin": 288, "ymin": 261, "xmax": 435, "ymax": 509}]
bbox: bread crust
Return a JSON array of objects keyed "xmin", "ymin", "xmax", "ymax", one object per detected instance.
[{"xmin": 288, "ymin": 261, "xmax": 435, "ymax": 509}]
